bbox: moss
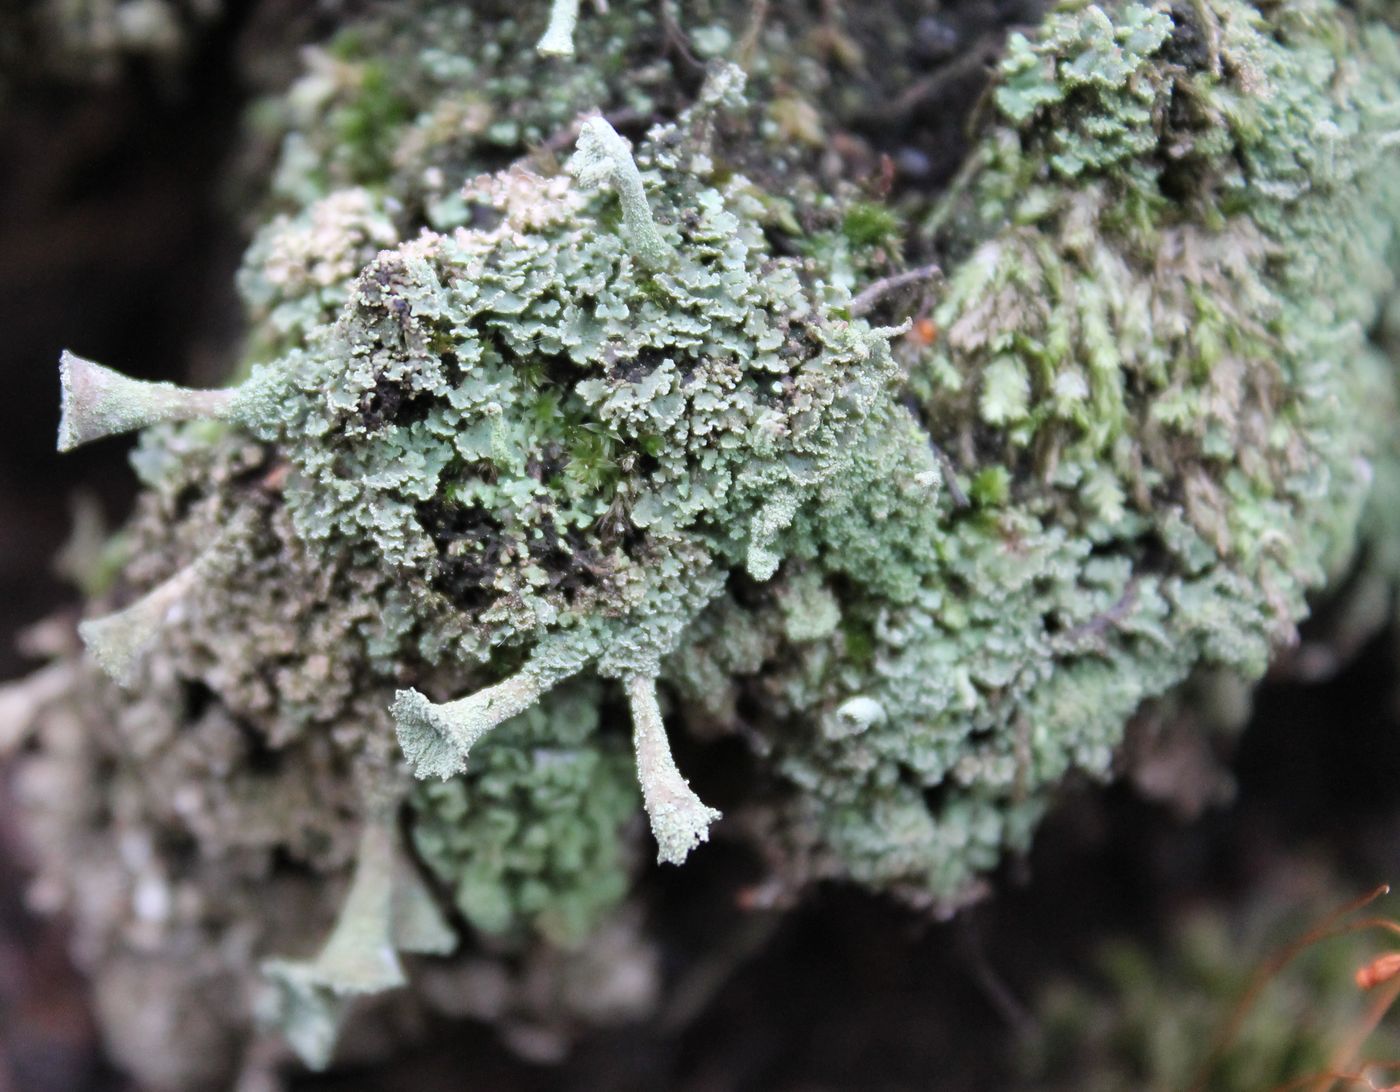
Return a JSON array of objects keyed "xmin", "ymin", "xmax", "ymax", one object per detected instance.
[
  {"xmin": 841, "ymin": 201, "xmax": 903, "ymax": 248},
  {"xmin": 332, "ymin": 61, "xmax": 416, "ymax": 185},
  {"xmin": 969, "ymin": 466, "xmax": 1012, "ymax": 508}
]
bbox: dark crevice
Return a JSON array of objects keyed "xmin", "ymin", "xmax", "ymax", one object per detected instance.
[{"xmin": 414, "ymin": 499, "xmax": 507, "ymax": 612}]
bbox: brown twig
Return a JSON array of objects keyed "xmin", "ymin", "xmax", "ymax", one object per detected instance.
[
  {"xmin": 856, "ymin": 34, "xmax": 1005, "ymax": 129},
  {"xmin": 930, "ymin": 440, "xmax": 970, "ymax": 509},
  {"xmin": 737, "ymin": 0, "xmax": 769, "ymax": 69},
  {"xmin": 1272, "ymin": 1072, "xmax": 1396, "ymax": 1092},
  {"xmin": 849, "ymin": 263, "xmax": 942, "ymax": 316},
  {"xmin": 898, "ymin": 392, "xmax": 970, "ymax": 509},
  {"xmin": 659, "ymin": 911, "xmax": 783, "ymax": 1031},
  {"xmin": 957, "ymin": 918, "xmax": 1034, "ymax": 1035},
  {"xmin": 1057, "ymin": 577, "xmax": 1141, "ymax": 648},
  {"xmin": 1269, "ymin": 1055, "xmax": 1400, "ymax": 1092},
  {"xmin": 658, "ymin": 0, "xmax": 703, "ymax": 72}
]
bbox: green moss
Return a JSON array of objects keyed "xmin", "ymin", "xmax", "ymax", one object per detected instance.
[
  {"xmin": 841, "ymin": 201, "xmax": 902, "ymax": 248},
  {"xmin": 841, "ymin": 617, "xmax": 876, "ymax": 671},
  {"xmin": 327, "ymin": 27, "xmax": 368, "ymax": 62},
  {"xmin": 332, "ymin": 61, "xmax": 415, "ymax": 184},
  {"xmin": 969, "ymin": 466, "xmax": 1011, "ymax": 508}
]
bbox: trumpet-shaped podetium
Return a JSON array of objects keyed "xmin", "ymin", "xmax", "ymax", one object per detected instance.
[
  {"xmin": 258, "ymin": 777, "xmax": 455, "ymax": 1068},
  {"xmin": 536, "ymin": 0, "xmax": 582, "ymax": 56}
]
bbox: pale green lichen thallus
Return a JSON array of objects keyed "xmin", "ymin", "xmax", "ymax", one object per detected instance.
[{"xmin": 45, "ymin": 0, "xmax": 1400, "ymax": 1073}]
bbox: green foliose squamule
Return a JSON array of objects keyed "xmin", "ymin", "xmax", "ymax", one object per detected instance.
[{"xmin": 664, "ymin": 0, "xmax": 1400, "ymax": 900}]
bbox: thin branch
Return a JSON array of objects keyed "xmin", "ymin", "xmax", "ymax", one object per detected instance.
[
  {"xmin": 958, "ymin": 917, "xmax": 1034, "ymax": 1035},
  {"xmin": 658, "ymin": 0, "xmax": 703, "ymax": 72},
  {"xmin": 849, "ymin": 263, "xmax": 942, "ymax": 316},
  {"xmin": 1057, "ymin": 577, "xmax": 1141, "ymax": 648},
  {"xmin": 736, "ymin": 0, "xmax": 769, "ymax": 68},
  {"xmin": 856, "ymin": 35, "xmax": 1005, "ymax": 128},
  {"xmin": 1314, "ymin": 980, "xmax": 1400, "ymax": 1092},
  {"xmin": 930, "ymin": 439, "xmax": 970, "ymax": 509}
]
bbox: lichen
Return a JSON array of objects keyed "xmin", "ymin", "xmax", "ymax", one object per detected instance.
[
  {"xmin": 14, "ymin": 0, "xmax": 1400, "ymax": 1082},
  {"xmin": 48, "ymin": 49, "xmax": 914, "ymax": 1066},
  {"xmin": 665, "ymin": 0, "xmax": 1400, "ymax": 900},
  {"xmin": 409, "ymin": 679, "xmax": 639, "ymax": 947}
]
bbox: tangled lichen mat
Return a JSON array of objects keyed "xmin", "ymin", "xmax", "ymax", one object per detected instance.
[{"xmin": 5, "ymin": 0, "xmax": 1400, "ymax": 1084}]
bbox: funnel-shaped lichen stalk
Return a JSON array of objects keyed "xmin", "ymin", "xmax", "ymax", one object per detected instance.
[
  {"xmin": 260, "ymin": 814, "xmax": 406, "ymax": 1069},
  {"xmin": 301, "ymin": 818, "xmax": 406, "ymax": 994},
  {"xmin": 259, "ymin": 768, "xmax": 458, "ymax": 1069},
  {"xmin": 389, "ymin": 850, "xmax": 457, "ymax": 957},
  {"xmin": 57, "ymin": 350, "xmax": 237, "ymax": 452},
  {"xmin": 79, "ymin": 517, "xmax": 250, "ymax": 687},
  {"xmin": 536, "ymin": 0, "xmax": 580, "ymax": 56},
  {"xmin": 78, "ymin": 569, "xmax": 200, "ymax": 687},
  {"xmin": 571, "ymin": 117, "xmax": 678, "ymax": 272},
  {"xmin": 626, "ymin": 674, "xmax": 721, "ymax": 865},
  {"xmin": 392, "ymin": 647, "xmax": 585, "ymax": 780},
  {"xmin": 0, "ymin": 662, "xmax": 74, "ymax": 756},
  {"xmin": 257, "ymin": 970, "xmax": 348, "ymax": 1072}
]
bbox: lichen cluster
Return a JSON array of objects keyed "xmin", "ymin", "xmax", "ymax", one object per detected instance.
[
  {"xmin": 9, "ymin": 0, "xmax": 1400, "ymax": 1083},
  {"xmin": 71, "ymin": 76, "xmax": 906, "ymax": 844},
  {"xmin": 409, "ymin": 679, "xmax": 639, "ymax": 948},
  {"xmin": 667, "ymin": 0, "xmax": 1400, "ymax": 901}
]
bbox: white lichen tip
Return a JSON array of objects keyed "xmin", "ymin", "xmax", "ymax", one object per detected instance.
[
  {"xmin": 536, "ymin": 0, "xmax": 580, "ymax": 56},
  {"xmin": 392, "ymin": 667, "xmax": 557, "ymax": 780},
  {"xmin": 78, "ymin": 520, "xmax": 248, "ymax": 687},
  {"xmin": 571, "ymin": 117, "xmax": 678, "ymax": 272},
  {"xmin": 697, "ymin": 60, "xmax": 749, "ymax": 109},
  {"xmin": 79, "ymin": 564, "xmax": 201, "ymax": 687},
  {"xmin": 255, "ymin": 969, "xmax": 347, "ymax": 1072},
  {"xmin": 57, "ymin": 350, "xmax": 236, "ymax": 452},
  {"xmin": 626, "ymin": 674, "xmax": 721, "ymax": 865}
]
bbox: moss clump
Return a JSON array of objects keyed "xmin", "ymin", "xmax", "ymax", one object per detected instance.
[{"xmin": 842, "ymin": 201, "xmax": 904, "ymax": 248}]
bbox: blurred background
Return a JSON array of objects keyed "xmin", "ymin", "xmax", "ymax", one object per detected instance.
[
  {"xmin": 0, "ymin": 4, "xmax": 300, "ymax": 1087},
  {"xmin": 5, "ymin": 3, "xmax": 1400, "ymax": 1089}
]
